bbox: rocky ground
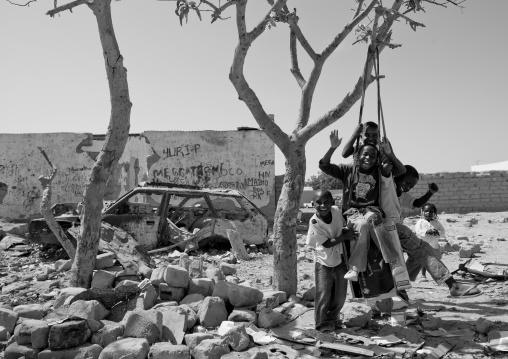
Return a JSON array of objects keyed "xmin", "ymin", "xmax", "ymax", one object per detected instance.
[{"xmin": 0, "ymin": 211, "xmax": 507, "ymax": 358}]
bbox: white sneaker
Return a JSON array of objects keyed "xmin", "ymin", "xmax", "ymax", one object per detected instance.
[{"xmin": 344, "ymin": 270, "xmax": 358, "ymax": 281}]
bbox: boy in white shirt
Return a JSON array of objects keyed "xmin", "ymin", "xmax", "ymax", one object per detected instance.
[{"xmin": 306, "ymin": 189, "xmax": 356, "ymax": 332}]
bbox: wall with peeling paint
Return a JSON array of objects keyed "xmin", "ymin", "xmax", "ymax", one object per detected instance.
[{"xmin": 0, "ymin": 130, "xmax": 275, "ymax": 222}]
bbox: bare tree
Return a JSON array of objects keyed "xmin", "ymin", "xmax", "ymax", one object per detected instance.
[
  {"xmin": 7, "ymin": 0, "xmax": 132, "ymax": 287},
  {"xmin": 167, "ymin": 0, "xmax": 463, "ymax": 294}
]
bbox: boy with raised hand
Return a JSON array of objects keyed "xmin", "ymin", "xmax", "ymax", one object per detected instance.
[{"xmin": 306, "ymin": 189, "xmax": 356, "ymax": 332}]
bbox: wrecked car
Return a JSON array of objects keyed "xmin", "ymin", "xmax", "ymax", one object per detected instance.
[{"xmin": 29, "ymin": 182, "xmax": 268, "ymax": 250}]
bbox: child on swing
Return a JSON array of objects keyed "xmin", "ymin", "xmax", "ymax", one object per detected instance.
[{"xmin": 319, "ymin": 130, "xmax": 406, "ymax": 281}]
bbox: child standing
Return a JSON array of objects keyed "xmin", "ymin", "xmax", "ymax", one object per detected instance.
[
  {"xmin": 306, "ymin": 189, "xmax": 356, "ymax": 332},
  {"xmin": 414, "ymin": 203, "xmax": 445, "ymax": 280}
]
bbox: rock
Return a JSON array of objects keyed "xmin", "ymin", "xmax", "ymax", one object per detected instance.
[
  {"xmin": 91, "ymin": 320, "xmax": 124, "ymax": 348},
  {"xmin": 222, "ymin": 324, "xmax": 250, "ymax": 351},
  {"xmin": 123, "ymin": 309, "xmax": 162, "ymax": 344},
  {"xmin": 95, "ymin": 252, "xmax": 116, "ymax": 270},
  {"xmin": 422, "ymin": 317, "xmax": 443, "ymax": 331},
  {"xmin": 257, "ymin": 308, "xmax": 285, "ymax": 329},
  {"xmin": 340, "ymin": 302, "xmax": 372, "ymax": 328},
  {"xmin": 0, "ymin": 325, "xmax": 8, "ymax": 340},
  {"xmin": 189, "ymin": 258, "xmax": 203, "ymax": 278},
  {"xmin": 212, "ymin": 280, "xmax": 230, "ymax": 302},
  {"xmin": 184, "ymin": 333, "xmax": 214, "ymax": 350},
  {"xmin": 220, "ymin": 263, "xmax": 237, "ymax": 276},
  {"xmin": 159, "ymin": 283, "xmax": 186, "ymax": 302},
  {"xmin": 179, "ymin": 304, "xmax": 198, "ymax": 329},
  {"xmin": 192, "ymin": 339, "xmax": 230, "ymax": 359},
  {"xmin": 55, "ymin": 259, "xmax": 72, "ymax": 271},
  {"xmin": 0, "ymin": 222, "xmax": 28, "ymax": 236},
  {"xmin": 198, "ymin": 296, "xmax": 228, "ymax": 328},
  {"xmin": 228, "ymin": 310, "xmax": 257, "ymax": 325},
  {"xmin": 69, "ymin": 300, "xmax": 110, "ymax": 321},
  {"xmin": 262, "ymin": 290, "xmax": 287, "ymax": 307},
  {"xmin": 98, "ymin": 338, "xmax": 150, "ymax": 359},
  {"xmin": 91, "ymin": 270, "xmax": 116, "ymax": 289},
  {"xmin": 149, "ymin": 343, "xmax": 190, "ymax": 359},
  {"xmin": 150, "ymin": 266, "xmax": 167, "ymax": 286},
  {"xmin": 378, "ymin": 324, "xmax": 423, "ymax": 344},
  {"xmin": 152, "ymin": 301, "xmax": 178, "ymax": 310},
  {"xmin": 3, "ymin": 342, "xmax": 40, "ymax": 359},
  {"xmin": 456, "ymin": 236, "xmax": 469, "ymax": 241},
  {"xmin": 38, "ymin": 343, "xmax": 103, "ymax": 359},
  {"xmin": 288, "ymin": 295, "xmax": 301, "ymax": 304},
  {"xmin": 228, "ymin": 284, "xmax": 263, "ymax": 307},
  {"xmin": 188, "ymin": 278, "xmax": 215, "ymax": 297},
  {"xmin": 165, "ymin": 265, "xmax": 190, "ymax": 288},
  {"xmin": 205, "ymin": 267, "xmax": 225, "ymax": 282},
  {"xmin": 140, "ymin": 283, "xmax": 158, "ymax": 309},
  {"xmin": 36, "ymin": 273, "xmax": 49, "ymax": 281},
  {"xmin": 0, "ymin": 307, "xmax": 19, "ymax": 333},
  {"xmin": 459, "ymin": 245, "xmax": 474, "ymax": 258},
  {"xmin": 2, "ymin": 281, "xmax": 30, "ymax": 295},
  {"xmin": 476, "ymin": 317, "xmax": 493, "ymax": 334},
  {"xmin": 16, "ymin": 319, "xmax": 49, "ymax": 349},
  {"xmin": 302, "ymin": 286, "xmax": 315, "ymax": 301},
  {"xmin": 180, "ymin": 293, "xmax": 204, "ymax": 313},
  {"xmin": 48, "ymin": 320, "xmax": 92, "ymax": 350},
  {"xmin": 226, "ymin": 275, "xmax": 240, "ymax": 284},
  {"xmin": 115, "ymin": 279, "xmax": 140, "ymax": 289},
  {"xmin": 53, "ymin": 287, "xmax": 88, "ymax": 309},
  {"xmin": 159, "ymin": 307, "xmax": 187, "ymax": 344}
]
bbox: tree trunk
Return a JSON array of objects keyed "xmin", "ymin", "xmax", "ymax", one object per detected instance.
[
  {"xmin": 273, "ymin": 142, "xmax": 306, "ymax": 295},
  {"xmin": 69, "ymin": 0, "xmax": 132, "ymax": 288}
]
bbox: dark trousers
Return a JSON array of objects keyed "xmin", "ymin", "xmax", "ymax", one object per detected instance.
[{"xmin": 314, "ymin": 260, "xmax": 348, "ymax": 330}]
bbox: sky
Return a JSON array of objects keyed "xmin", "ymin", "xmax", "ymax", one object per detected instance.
[{"xmin": 1, "ymin": 0, "xmax": 507, "ymax": 178}]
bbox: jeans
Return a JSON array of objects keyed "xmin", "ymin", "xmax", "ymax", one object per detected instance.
[
  {"xmin": 314, "ymin": 260, "xmax": 348, "ymax": 330},
  {"xmin": 396, "ymin": 223, "xmax": 451, "ymax": 285}
]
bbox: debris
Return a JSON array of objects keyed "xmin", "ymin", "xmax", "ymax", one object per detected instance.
[
  {"xmin": 191, "ymin": 338, "xmax": 230, "ymax": 359},
  {"xmin": 476, "ymin": 317, "xmax": 493, "ymax": 334},
  {"xmin": 317, "ymin": 341, "xmax": 375, "ymax": 357},
  {"xmin": 424, "ymin": 341, "xmax": 455, "ymax": 359},
  {"xmin": 484, "ymin": 331, "xmax": 508, "ymax": 352},
  {"xmin": 197, "ymin": 297, "xmax": 228, "ymax": 328},
  {"xmin": 148, "ymin": 343, "xmax": 190, "ymax": 359},
  {"xmin": 222, "ymin": 323, "xmax": 250, "ymax": 351},
  {"xmin": 123, "ymin": 309, "xmax": 163, "ymax": 344},
  {"xmin": 160, "ymin": 308, "xmax": 186, "ymax": 344},
  {"xmin": 257, "ymin": 307, "xmax": 285, "ymax": 328},
  {"xmin": 228, "ymin": 283, "xmax": 263, "ymax": 307},
  {"xmin": 226, "ymin": 229, "xmax": 250, "ymax": 261},
  {"xmin": 340, "ymin": 302, "xmax": 373, "ymax": 328},
  {"xmin": 370, "ymin": 334, "xmax": 403, "ymax": 346},
  {"xmin": 48, "ymin": 320, "xmax": 92, "ymax": 350},
  {"xmin": 99, "ymin": 338, "xmax": 150, "ymax": 359}
]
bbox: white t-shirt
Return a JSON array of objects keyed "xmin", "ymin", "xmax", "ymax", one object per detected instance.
[
  {"xmin": 306, "ymin": 206, "xmax": 344, "ymax": 267},
  {"xmin": 414, "ymin": 218, "xmax": 445, "ymax": 249}
]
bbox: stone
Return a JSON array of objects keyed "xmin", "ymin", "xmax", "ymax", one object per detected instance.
[
  {"xmin": 115, "ymin": 279, "xmax": 140, "ymax": 289},
  {"xmin": 476, "ymin": 317, "xmax": 493, "ymax": 334},
  {"xmin": 212, "ymin": 280, "xmax": 230, "ymax": 302},
  {"xmin": 228, "ymin": 310, "xmax": 257, "ymax": 325},
  {"xmin": 165, "ymin": 265, "xmax": 190, "ymax": 288},
  {"xmin": 198, "ymin": 297, "xmax": 228, "ymax": 328},
  {"xmin": 0, "ymin": 222, "xmax": 28, "ymax": 236},
  {"xmin": 188, "ymin": 278, "xmax": 215, "ymax": 297},
  {"xmin": 123, "ymin": 309, "xmax": 162, "ymax": 344},
  {"xmin": 159, "ymin": 308, "xmax": 186, "ymax": 344},
  {"xmin": 257, "ymin": 308, "xmax": 285, "ymax": 329},
  {"xmin": 226, "ymin": 275, "xmax": 240, "ymax": 284},
  {"xmin": 55, "ymin": 259, "xmax": 72, "ymax": 271},
  {"xmin": 302, "ymin": 286, "xmax": 315, "ymax": 301},
  {"xmin": 152, "ymin": 301, "xmax": 178, "ymax": 310},
  {"xmin": 192, "ymin": 339, "xmax": 230, "ymax": 359},
  {"xmin": 220, "ymin": 262, "xmax": 237, "ymax": 276},
  {"xmin": 48, "ymin": 320, "xmax": 92, "ymax": 350},
  {"xmin": 456, "ymin": 236, "xmax": 469, "ymax": 241},
  {"xmin": 222, "ymin": 323, "xmax": 250, "ymax": 351},
  {"xmin": 16, "ymin": 319, "xmax": 49, "ymax": 349},
  {"xmin": 340, "ymin": 302, "xmax": 373, "ymax": 328},
  {"xmin": 150, "ymin": 266, "xmax": 167, "ymax": 286},
  {"xmin": 95, "ymin": 252, "xmax": 116, "ymax": 270},
  {"xmin": 262, "ymin": 290, "xmax": 287, "ymax": 307},
  {"xmin": 2, "ymin": 281, "xmax": 30, "ymax": 295},
  {"xmin": 422, "ymin": 317, "xmax": 443, "ymax": 331},
  {"xmin": 3, "ymin": 342, "xmax": 40, "ymax": 359},
  {"xmin": 179, "ymin": 304, "xmax": 198, "ymax": 329},
  {"xmin": 53, "ymin": 287, "xmax": 88, "ymax": 309},
  {"xmin": 91, "ymin": 320, "xmax": 124, "ymax": 348},
  {"xmin": 228, "ymin": 284, "xmax": 263, "ymax": 307},
  {"xmin": 205, "ymin": 267, "xmax": 225, "ymax": 282},
  {"xmin": 38, "ymin": 343, "xmax": 103, "ymax": 359},
  {"xmin": 68, "ymin": 300, "xmax": 110, "ymax": 321},
  {"xmin": 140, "ymin": 283, "xmax": 158, "ymax": 309},
  {"xmin": 98, "ymin": 338, "xmax": 149, "ymax": 359},
  {"xmin": 91, "ymin": 270, "xmax": 116, "ymax": 289},
  {"xmin": 459, "ymin": 245, "xmax": 474, "ymax": 258},
  {"xmin": 149, "ymin": 343, "xmax": 191, "ymax": 359},
  {"xmin": 378, "ymin": 324, "xmax": 424, "ymax": 344},
  {"xmin": 0, "ymin": 325, "xmax": 8, "ymax": 340},
  {"xmin": 159, "ymin": 283, "xmax": 185, "ymax": 302},
  {"xmin": 179, "ymin": 293, "xmax": 204, "ymax": 313},
  {"xmin": 184, "ymin": 333, "xmax": 214, "ymax": 350},
  {"xmin": 0, "ymin": 307, "xmax": 19, "ymax": 333}
]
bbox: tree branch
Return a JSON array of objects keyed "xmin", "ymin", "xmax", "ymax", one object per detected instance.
[
  {"xmin": 352, "ymin": 0, "xmax": 365, "ymax": 18},
  {"xmin": 287, "ymin": 15, "xmax": 318, "ymax": 61},
  {"xmin": 4, "ymin": 0, "xmax": 38, "ymax": 7},
  {"xmin": 289, "ymin": 29, "xmax": 306, "ymax": 88},
  {"xmin": 199, "ymin": 0, "xmax": 236, "ymax": 23},
  {"xmin": 248, "ymin": 0, "xmax": 287, "ymax": 42},
  {"xmin": 46, "ymin": 0, "xmax": 87, "ymax": 17}
]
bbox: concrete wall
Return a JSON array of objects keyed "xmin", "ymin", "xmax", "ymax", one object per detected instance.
[
  {"xmin": 0, "ymin": 130, "xmax": 275, "ymax": 221},
  {"xmin": 403, "ymin": 171, "xmax": 508, "ymax": 215}
]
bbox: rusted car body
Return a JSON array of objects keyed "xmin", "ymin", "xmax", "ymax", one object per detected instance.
[{"xmin": 29, "ymin": 183, "xmax": 268, "ymax": 250}]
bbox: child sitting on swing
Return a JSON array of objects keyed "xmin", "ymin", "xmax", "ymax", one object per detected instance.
[{"xmin": 319, "ymin": 130, "xmax": 406, "ymax": 281}]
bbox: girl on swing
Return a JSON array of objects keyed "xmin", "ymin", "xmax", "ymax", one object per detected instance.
[{"xmin": 319, "ymin": 129, "xmax": 406, "ymax": 281}]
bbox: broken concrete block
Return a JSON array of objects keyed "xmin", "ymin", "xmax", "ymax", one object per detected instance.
[
  {"xmin": 0, "ymin": 308, "xmax": 19, "ymax": 333},
  {"xmin": 160, "ymin": 309, "xmax": 186, "ymax": 344},
  {"xmin": 228, "ymin": 284, "xmax": 263, "ymax": 307},
  {"xmin": 165, "ymin": 265, "xmax": 190, "ymax": 288},
  {"xmin": 91, "ymin": 320, "xmax": 124, "ymax": 348},
  {"xmin": 53, "ymin": 287, "xmax": 88, "ymax": 309},
  {"xmin": 188, "ymin": 278, "xmax": 215, "ymax": 297},
  {"xmin": 48, "ymin": 320, "xmax": 92, "ymax": 350},
  {"xmin": 95, "ymin": 252, "xmax": 116, "ymax": 270},
  {"xmin": 179, "ymin": 304, "xmax": 198, "ymax": 329},
  {"xmin": 98, "ymin": 338, "xmax": 149, "ymax": 359},
  {"xmin": 302, "ymin": 286, "xmax": 315, "ymax": 301},
  {"xmin": 205, "ymin": 267, "xmax": 225, "ymax": 282},
  {"xmin": 55, "ymin": 259, "xmax": 72, "ymax": 272},
  {"xmin": 198, "ymin": 297, "xmax": 228, "ymax": 328},
  {"xmin": 123, "ymin": 309, "xmax": 162, "ymax": 344},
  {"xmin": 222, "ymin": 323, "xmax": 250, "ymax": 351},
  {"xmin": 69, "ymin": 300, "xmax": 110, "ymax": 321},
  {"xmin": 257, "ymin": 308, "xmax": 285, "ymax": 329},
  {"xmin": 38, "ymin": 343, "xmax": 103, "ymax": 359},
  {"xmin": 212, "ymin": 280, "xmax": 230, "ymax": 302},
  {"xmin": 459, "ymin": 245, "xmax": 474, "ymax": 258},
  {"xmin": 3, "ymin": 342, "xmax": 40, "ymax": 359},
  {"xmin": 91, "ymin": 270, "xmax": 116, "ymax": 289},
  {"xmin": 180, "ymin": 293, "xmax": 204, "ymax": 313},
  {"xmin": 140, "ymin": 283, "xmax": 158, "ymax": 309},
  {"xmin": 226, "ymin": 275, "xmax": 240, "ymax": 284},
  {"xmin": 476, "ymin": 317, "xmax": 493, "ymax": 334},
  {"xmin": 184, "ymin": 333, "xmax": 214, "ymax": 350},
  {"xmin": 456, "ymin": 236, "xmax": 469, "ymax": 241},
  {"xmin": 378, "ymin": 324, "xmax": 424, "ymax": 344},
  {"xmin": 262, "ymin": 290, "xmax": 287, "ymax": 307},
  {"xmin": 189, "ymin": 258, "xmax": 203, "ymax": 278},
  {"xmin": 340, "ymin": 302, "xmax": 373, "ymax": 328},
  {"xmin": 149, "ymin": 343, "xmax": 191, "ymax": 359},
  {"xmin": 191, "ymin": 339, "xmax": 230, "ymax": 359},
  {"xmin": 150, "ymin": 266, "xmax": 167, "ymax": 286},
  {"xmin": 0, "ymin": 326, "xmax": 8, "ymax": 340},
  {"xmin": 159, "ymin": 283, "xmax": 185, "ymax": 302},
  {"xmin": 220, "ymin": 262, "xmax": 237, "ymax": 276},
  {"xmin": 16, "ymin": 319, "xmax": 49, "ymax": 349},
  {"xmin": 228, "ymin": 309, "xmax": 257, "ymax": 325}
]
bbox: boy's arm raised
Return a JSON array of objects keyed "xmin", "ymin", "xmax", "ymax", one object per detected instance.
[
  {"xmin": 342, "ymin": 124, "xmax": 363, "ymax": 158},
  {"xmin": 413, "ymin": 183, "xmax": 439, "ymax": 208},
  {"xmin": 321, "ymin": 129, "xmax": 342, "ymax": 165}
]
